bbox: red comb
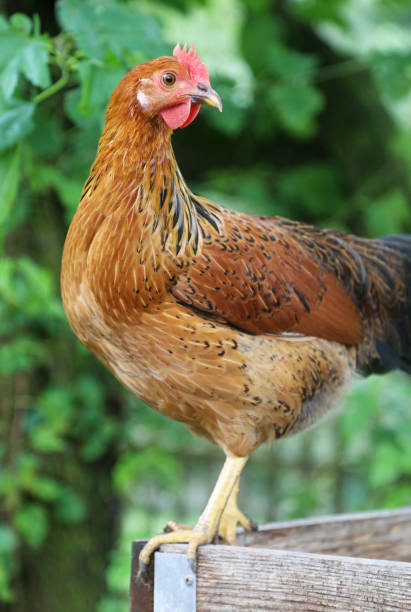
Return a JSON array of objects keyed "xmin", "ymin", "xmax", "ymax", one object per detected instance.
[{"xmin": 173, "ymin": 43, "xmax": 210, "ymax": 85}]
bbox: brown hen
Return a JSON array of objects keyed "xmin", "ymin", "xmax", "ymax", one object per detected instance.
[{"xmin": 61, "ymin": 44, "xmax": 411, "ymax": 576}]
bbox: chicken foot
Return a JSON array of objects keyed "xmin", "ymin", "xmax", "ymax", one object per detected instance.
[
  {"xmin": 163, "ymin": 480, "xmax": 256, "ymax": 544},
  {"xmin": 138, "ymin": 455, "xmax": 249, "ymax": 581},
  {"xmin": 218, "ymin": 480, "xmax": 257, "ymax": 543}
]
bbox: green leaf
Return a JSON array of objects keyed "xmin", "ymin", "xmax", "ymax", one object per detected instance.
[
  {"xmin": 0, "ymin": 524, "xmax": 17, "ymax": 554},
  {"xmin": 27, "ymin": 163, "xmax": 83, "ymax": 213},
  {"xmin": 29, "ymin": 427, "xmax": 67, "ymax": 453},
  {"xmin": 205, "ymin": 76, "xmax": 247, "ymax": 135},
  {"xmin": 268, "ymin": 48, "xmax": 318, "ymax": 83},
  {"xmin": 113, "ymin": 448, "xmax": 181, "ymax": 494},
  {"xmin": 241, "ymin": 14, "xmax": 284, "ymax": 76},
  {"xmin": 57, "ymin": 0, "xmax": 166, "ymax": 62},
  {"xmin": 369, "ymin": 441, "xmax": 403, "ymax": 487},
  {"xmin": 0, "ymin": 566, "xmax": 14, "ymax": 603},
  {"xmin": 25, "ymin": 111, "xmax": 64, "ymax": 158},
  {"xmin": 0, "ymin": 32, "xmax": 29, "ymax": 95},
  {"xmin": 0, "ymin": 257, "xmax": 63, "ymax": 329},
  {"xmin": 0, "ymin": 31, "xmax": 50, "ymax": 99},
  {"xmin": 98, "ymin": 597, "xmax": 127, "ymax": 612},
  {"xmin": 14, "ymin": 503, "xmax": 49, "ymax": 549},
  {"xmin": 29, "ymin": 387, "xmax": 74, "ymax": 452},
  {"xmin": 0, "ymin": 337, "xmax": 46, "ymax": 375},
  {"xmin": 363, "ymin": 189, "xmax": 410, "ymax": 237},
  {"xmin": 370, "ymin": 50, "xmax": 411, "ymax": 102},
  {"xmin": 0, "ymin": 99, "xmax": 35, "ymax": 150},
  {"xmin": 20, "ymin": 39, "xmax": 51, "ymax": 90},
  {"xmin": 269, "ymin": 81, "xmax": 324, "ymax": 137},
  {"xmin": 30, "ymin": 477, "xmax": 63, "ymax": 502},
  {"xmin": 0, "ymin": 16, "xmax": 9, "ymax": 33},
  {"xmin": 0, "ymin": 146, "xmax": 21, "ymax": 235},
  {"xmin": 290, "ymin": 0, "xmax": 346, "ymax": 25},
  {"xmin": 383, "ymin": 482, "xmax": 411, "ymax": 508},
  {"xmin": 54, "ymin": 488, "xmax": 86, "ymax": 524},
  {"xmin": 10, "ymin": 13, "xmax": 32, "ymax": 35},
  {"xmin": 80, "ymin": 418, "xmax": 116, "ymax": 461},
  {"xmin": 340, "ymin": 379, "xmax": 380, "ymax": 444},
  {"xmin": 392, "ymin": 129, "xmax": 411, "ymax": 178},
  {"xmin": 0, "ymin": 524, "xmax": 17, "ymax": 600},
  {"xmin": 0, "ymin": 469, "xmax": 17, "ymax": 499},
  {"xmin": 277, "ymin": 163, "xmax": 343, "ymax": 218},
  {"xmin": 75, "ymin": 58, "xmax": 125, "ymax": 118},
  {"xmin": 15, "ymin": 453, "xmax": 40, "ymax": 492}
]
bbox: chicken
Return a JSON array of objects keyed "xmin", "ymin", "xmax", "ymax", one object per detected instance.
[{"xmin": 61, "ymin": 44, "xmax": 411, "ymax": 578}]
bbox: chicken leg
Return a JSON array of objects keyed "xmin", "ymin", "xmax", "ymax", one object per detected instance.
[
  {"xmin": 164, "ymin": 476, "xmax": 256, "ymax": 542},
  {"xmin": 138, "ymin": 455, "xmax": 249, "ymax": 580},
  {"xmin": 218, "ymin": 480, "xmax": 257, "ymax": 544}
]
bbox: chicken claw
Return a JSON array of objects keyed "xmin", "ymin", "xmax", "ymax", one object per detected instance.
[
  {"xmin": 163, "ymin": 519, "xmax": 192, "ymax": 533},
  {"xmin": 138, "ymin": 456, "xmax": 248, "ymax": 581},
  {"xmin": 163, "ymin": 484, "xmax": 256, "ymax": 543},
  {"xmin": 217, "ymin": 482, "xmax": 257, "ymax": 544}
]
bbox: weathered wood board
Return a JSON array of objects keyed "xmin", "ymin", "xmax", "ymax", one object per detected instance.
[
  {"xmin": 165, "ymin": 544, "xmax": 411, "ymax": 611},
  {"xmin": 130, "ymin": 507, "xmax": 411, "ymax": 611},
  {"xmin": 237, "ymin": 506, "xmax": 411, "ymax": 561}
]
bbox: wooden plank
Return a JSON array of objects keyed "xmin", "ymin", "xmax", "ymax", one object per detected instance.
[
  {"xmin": 161, "ymin": 543, "xmax": 411, "ymax": 612},
  {"xmin": 237, "ymin": 506, "xmax": 411, "ymax": 561},
  {"xmin": 129, "ymin": 540, "xmax": 154, "ymax": 612},
  {"xmin": 130, "ymin": 508, "xmax": 411, "ymax": 610}
]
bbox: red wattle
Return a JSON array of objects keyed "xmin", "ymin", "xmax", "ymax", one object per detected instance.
[
  {"xmin": 160, "ymin": 101, "xmax": 200, "ymax": 129},
  {"xmin": 161, "ymin": 100, "xmax": 191, "ymax": 130},
  {"xmin": 181, "ymin": 103, "xmax": 200, "ymax": 128}
]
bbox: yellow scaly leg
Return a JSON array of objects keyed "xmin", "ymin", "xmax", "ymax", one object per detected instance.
[
  {"xmin": 163, "ymin": 480, "xmax": 256, "ymax": 543},
  {"xmin": 138, "ymin": 455, "xmax": 248, "ymax": 580},
  {"xmin": 217, "ymin": 480, "xmax": 256, "ymax": 544}
]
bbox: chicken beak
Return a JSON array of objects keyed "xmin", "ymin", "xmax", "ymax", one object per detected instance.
[{"xmin": 191, "ymin": 86, "xmax": 223, "ymax": 112}]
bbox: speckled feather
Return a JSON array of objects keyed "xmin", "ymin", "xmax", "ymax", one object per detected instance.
[{"xmin": 61, "ymin": 55, "xmax": 411, "ymax": 458}]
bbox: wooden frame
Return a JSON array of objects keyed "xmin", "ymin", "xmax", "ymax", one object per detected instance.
[{"xmin": 130, "ymin": 507, "xmax": 411, "ymax": 611}]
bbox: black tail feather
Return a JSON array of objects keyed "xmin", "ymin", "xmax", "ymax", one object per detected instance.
[{"xmin": 369, "ymin": 234, "xmax": 411, "ymax": 374}]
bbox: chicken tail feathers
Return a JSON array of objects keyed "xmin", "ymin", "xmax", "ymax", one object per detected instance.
[{"xmin": 365, "ymin": 234, "xmax": 411, "ymax": 375}]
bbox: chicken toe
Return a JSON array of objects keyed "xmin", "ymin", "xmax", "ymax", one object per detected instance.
[
  {"xmin": 138, "ymin": 455, "xmax": 248, "ymax": 579},
  {"xmin": 217, "ymin": 482, "xmax": 256, "ymax": 545}
]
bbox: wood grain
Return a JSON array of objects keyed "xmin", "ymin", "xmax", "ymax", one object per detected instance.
[
  {"xmin": 130, "ymin": 507, "xmax": 411, "ymax": 611},
  {"xmin": 129, "ymin": 540, "xmax": 154, "ymax": 612},
  {"xmin": 166, "ymin": 544, "xmax": 411, "ymax": 612},
  {"xmin": 237, "ymin": 506, "xmax": 411, "ymax": 561}
]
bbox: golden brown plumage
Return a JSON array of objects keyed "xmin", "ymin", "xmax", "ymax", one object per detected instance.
[{"xmin": 61, "ymin": 45, "xmax": 411, "ymax": 576}]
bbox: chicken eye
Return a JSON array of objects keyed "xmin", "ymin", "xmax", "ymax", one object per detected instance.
[{"xmin": 161, "ymin": 72, "xmax": 177, "ymax": 87}]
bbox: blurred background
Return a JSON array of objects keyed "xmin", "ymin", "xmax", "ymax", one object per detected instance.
[{"xmin": 0, "ymin": 0, "xmax": 410, "ymax": 609}]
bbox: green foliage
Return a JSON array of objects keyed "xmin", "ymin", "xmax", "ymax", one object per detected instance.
[
  {"xmin": 242, "ymin": 13, "xmax": 323, "ymax": 137},
  {"xmin": 0, "ymin": 523, "xmax": 17, "ymax": 602},
  {"xmin": 0, "ymin": 100, "xmax": 35, "ymax": 151},
  {"xmin": 0, "ymin": 15, "xmax": 50, "ymax": 98},
  {"xmin": 0, "ymin": 13, "xmax": 50, "ymax": 150},
  {"xmin": 14, "ymin": 504, "xmax": 48, "ymax": 549},
  {"xmin": 113, "ymin": 447, "xmax": 181, "ymax": 496},
  {"xmin": 363, "ymin": 189, "xmax": 410, "ymax": 237},
  {"xmin": 289, "ymin": 0, "xmax": 347, "ymax": 25},
  {"xmin": 1, "ymin": 0, "xmax": 410, "ymax": 608},
  {"xmin": 58, "ymin": 0, "xmax": 167, "ymax": 62}
]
